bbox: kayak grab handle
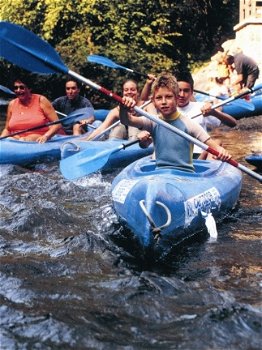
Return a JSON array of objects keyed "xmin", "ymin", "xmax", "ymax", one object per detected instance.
[
  {"xmin": 60, "ymin": 141, "xmax": 81, "ymax": 159},
  {"xmin": 139, "ymin": 200, "xmax": 172, "ymax": 241}
]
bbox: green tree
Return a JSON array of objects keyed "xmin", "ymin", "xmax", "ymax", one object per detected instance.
[{"xmin": 0, "ymin": 0, "xmax": 238, "ymax": 107}]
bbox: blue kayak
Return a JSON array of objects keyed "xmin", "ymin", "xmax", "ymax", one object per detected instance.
[
  {"xmin": 195, "ymin": 87, "xmax": 262, "ymax": 119},
  {"xmin": 94, "ymin": 109, "xmax": 109, "ymax": 121},
  {"xmin": 112, "ymin": 156, "xmax": 242, "ymax": 257},
  {"xmin": 0, "ymin": 134, "xmax": 81, "ymax": 165},
  {"xmin": 245, "ymin": 153, "xmax": 262, "ymax": 169}
]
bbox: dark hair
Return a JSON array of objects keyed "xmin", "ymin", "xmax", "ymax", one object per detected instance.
[
  {"xmin": 173, "ymin": 71, "xmax": 194, "ymax": 90},
  {"xmin": 65, "ymin": 77, "xmax": 81, "ymax": 89},
  {"xmin": 12, "ymin": 75, "xmax": 34, "ymax": 89}
]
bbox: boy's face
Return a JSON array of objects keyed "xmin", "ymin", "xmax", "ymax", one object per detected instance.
[
  {"xmin": 153, "ymin": 86, "xmax": 177, "ymax": 118},
  {"xmin": 177, "ymin": 81, "xmax": 193, "ymax": 107}
]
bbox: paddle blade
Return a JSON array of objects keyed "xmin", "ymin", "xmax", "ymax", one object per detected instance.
[
  {"xmin": 87, "ymin": 55, "xmax": 120, "ymax": 69},
  {"xmin": 61, "ymin": 107, "xmax": 94, "ymax": 126},
  {"xmin": 60, "ymin": 139, "xmax": 139, "ymax": 180},
  {"xmin": 0, "ymin": 21, "xmax": 68, "ymax": 74},
  {"xmin": 60, "ymin": 146, "xmax": 118, "ymax": 180},
  {"xmin": 0, "ymin": 84, "xmax": 15, "ymax": 96}
]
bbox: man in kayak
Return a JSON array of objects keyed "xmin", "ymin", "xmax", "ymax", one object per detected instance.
[
  {"xmin": 120, "ymin": 72, "xmax": 231, "ymax": 173},
  {"xmin": 174, "ymin": 71, "xmax": 237, "ymax": 159},
  {"xmin": 222, "ymin": 50, "xmax": 260, "ymax": 95},
  {"xmin": 52, "ymin": 78, "xmax": 100, "ymax": 135}
]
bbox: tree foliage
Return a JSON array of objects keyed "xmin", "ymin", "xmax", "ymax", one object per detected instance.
[{"xmin": 0, "ymin": 0, "xmax": 238, "ymax": 107}]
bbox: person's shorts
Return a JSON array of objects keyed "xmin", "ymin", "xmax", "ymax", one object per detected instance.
[{"xmin": 245, "ymin": 68, "xmax": 260, "ymax": 89}]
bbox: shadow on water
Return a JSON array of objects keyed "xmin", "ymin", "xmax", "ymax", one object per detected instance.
[{"xmin": 0, "ymin": 116, "xmax": 261, "ymax": 349}]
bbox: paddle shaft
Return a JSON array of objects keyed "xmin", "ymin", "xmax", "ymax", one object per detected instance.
[
  {"xmin": 0, "ymin": 118, "xmax": 63, "ymax": 140},
  {"xmin": 87, "ymin": 55, "xmax": 149, "ymax": 79},
  {"xmin": 0, "ymin": 108, "xmax": 92, "ymax": 140},
  {"xmin": 193, "ymin": 89, "xmax": 219, "ymax": 99},
  {"xmin": 56, "ymin": 111, "xmax": 96, "ymax": 129},
  {"xmin": 191, "ymin": 88, "xmax": 255, "ymax": 119}
]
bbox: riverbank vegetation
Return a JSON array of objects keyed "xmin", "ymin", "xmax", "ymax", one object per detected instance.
[{"xmin": 0, "ymin": 0, "xmax": 238, "ymax": 108}]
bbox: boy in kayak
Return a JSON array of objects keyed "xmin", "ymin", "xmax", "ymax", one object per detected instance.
[
  {"xmin": 120, "ymin": 72, "xmax": 231, "ymax": 173},
  {"xmin": 140, "ymin": 71, "xmax": 236, "ymax": 160}
]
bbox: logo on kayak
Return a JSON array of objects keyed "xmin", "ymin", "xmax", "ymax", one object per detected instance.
[
  {"xmin": 112, "ymin": 179, "xmax": 140, "ymax": 204},
  {"xmin": 184, "ymin": 187, "xmax": 221, "ymax": 226}
]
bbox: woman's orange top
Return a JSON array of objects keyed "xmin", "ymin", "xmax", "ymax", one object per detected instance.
[{"xmin": 8, "ymin": 94, "xmax": 51, "ymax": 137}]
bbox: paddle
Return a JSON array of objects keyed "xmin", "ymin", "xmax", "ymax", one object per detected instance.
[
  {"xmin": 0, "ymin": 107, "xmax": 94, "ymax": 140},
  {"xmin": 194, "ymin": 89, "xmax": 255, "ymax": 111},
  {"xmin": 0, "ymin": 22, "xmax": 260, "ymax": 183},
  {"xmin": 60, "ymin": 139, "xmax": 140, "ymax": 180},
  {"xmin": 191, "ymin": 87, "xmax": 259, "ymax": 119},
  {"xmin": 56, "ymin": 109, "xmax": 97, "ymax": 129},
  {"xmin": 87, "ymin": 55, "xmax": 255, "ymax": 112},
  {"xmin": 0, "ymin": 84, "xmax": 15, "ymax": 96},
  {"xmin": 87, "ymin": 54, "xmax": 149, "ymax": 79}
]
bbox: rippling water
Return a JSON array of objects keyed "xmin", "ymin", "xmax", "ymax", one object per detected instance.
[{"xmin": 0, "ymin": 117, "xmax": 261, "ymax": 349}]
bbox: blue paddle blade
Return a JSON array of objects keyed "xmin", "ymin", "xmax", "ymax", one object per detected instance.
[
  {"xmin": 61, "ymin": 107, "xmax": 94, "ymax": 126},
  {"xmin": 87, "ymin": 55, "xmax": 122, "ymax": 69},
  {"xmin": 60, "ymin": 139, "xmax": 139, "ymax": 180},
  {"xmin": 60, "ymin": 146, "xmax": 121, "ymax": 180},
  {"xmin": 0, "ymin": 84, "xmax": 15, "ymax": 95},
  {"xmin": 0, "ymin": 21, "xmax": 68, "ymax": 74}
]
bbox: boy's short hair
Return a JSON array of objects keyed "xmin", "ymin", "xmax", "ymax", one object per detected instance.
[
  {"xmin": 152, "ymin": 73, "xmax": 179, "ymax": 96},
  {"xmin": 174, "ymin": 71, "xmax": 194, "ymax": 90}
]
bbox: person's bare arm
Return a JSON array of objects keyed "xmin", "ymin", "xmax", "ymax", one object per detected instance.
[
  {"xmin": 0, "ymin": 101, "xmax": 14, "ymax": 136},
  {"xmin": 38, "ymin": 95, "xmax": 61, "ymax": 142},
  {"xmin": 120, "ymin": 97, "xmax": 145, "ymax": 129},
  {"xmin": 84, "ymin": 107, "xmax": 119, "ymax": 141},
  {"xmin": 201, "ymin": 102, "xmax": 237, "ymax": 127},
  {"xmin": 210, "ymin": 109, "xmax": 237, "ymax": 127},
  {"xmin": 205, "ymin": 138, "xmax": 232, "ymax": 161},
  {"xmin": 140, "ymin": 74, "xmax": 155, "ymax": 102}
]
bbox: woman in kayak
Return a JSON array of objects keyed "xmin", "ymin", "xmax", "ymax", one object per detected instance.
[
  {"xmin": 84, "ymin": 78, "xmax": 156, "ymax": 141},
  {"xmin": 1, "ymin": 75, "xmax": 63, "ymax": 143}
]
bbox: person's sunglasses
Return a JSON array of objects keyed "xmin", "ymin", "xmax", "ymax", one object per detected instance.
[{"xmin": 14, "ymin": 85, "xmax": 26, "ymax": 91}]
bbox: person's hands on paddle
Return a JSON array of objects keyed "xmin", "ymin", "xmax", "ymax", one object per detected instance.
[
  {"xmin": 122, "ymin": 96, "xmax": 137, "ymax": 110},
  {"xmin": 201, "ymin": 101, "xmax": 215, "ymax": 116},
  {"xmin": 205, "ymin": 139, "xmax": 232, "ymax": 161},
  {"xmin": 137, "ymin": 130, "xmax": 153, "ymax": 149}
]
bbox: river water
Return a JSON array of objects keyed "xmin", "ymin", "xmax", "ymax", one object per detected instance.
[{"xmin": 0, "ymin": 116, "xmax": 261, "ymax": 350}]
